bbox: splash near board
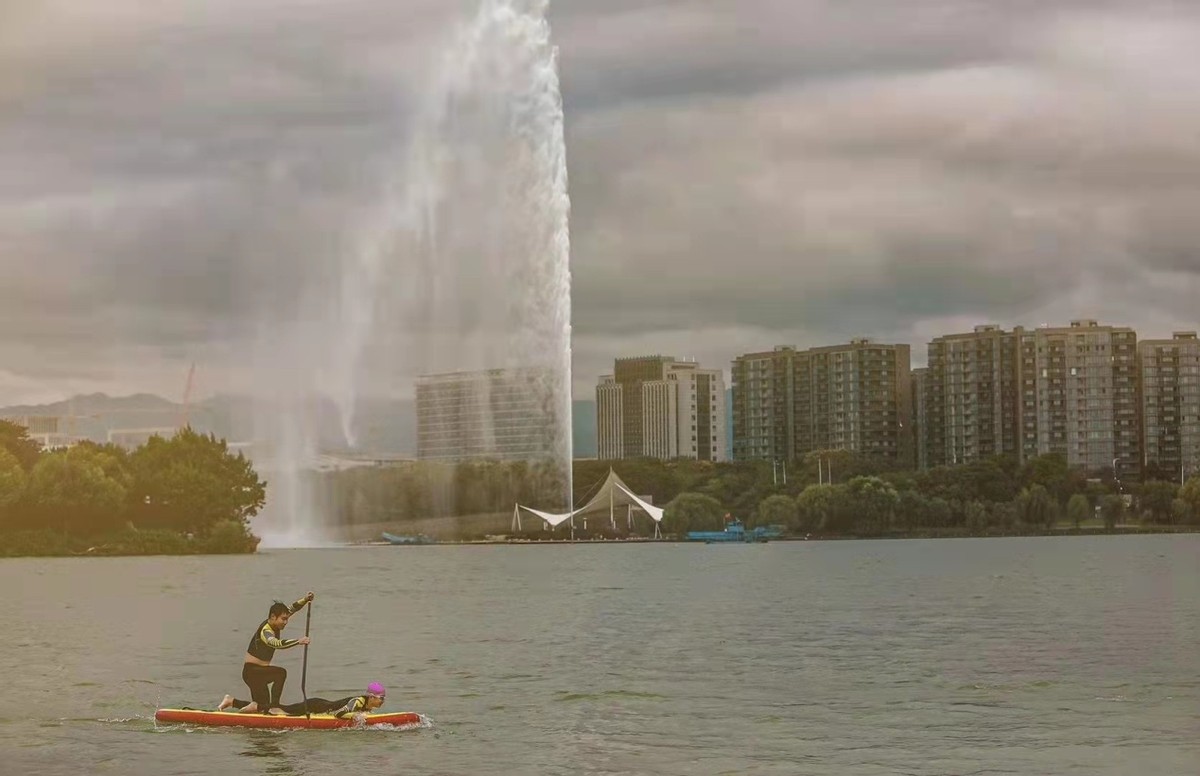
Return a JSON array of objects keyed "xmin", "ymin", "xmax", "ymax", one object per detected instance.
[{"xmin": 154, "ymin": 708, "xmax": 421, "ymax": 729}]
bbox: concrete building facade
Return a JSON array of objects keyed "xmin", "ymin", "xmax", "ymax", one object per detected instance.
[
  {"xmin": 732, "ymin": 339, "xmax": 912, "ymax": 464},
  {"xmin": 1139, "ymin": 331, "xmax": 1200, "ymax": 482},
  {"xmin": 595, "ymin": 376, "xmax": 624, "ymax": 460},
  {"xmin": 923, "ymin": 325, "xmax": 1021, "ymax": 468},
  {"xmin": 416, "ymin": 367, "xmax": 558, "ymax": 462},
  {"xmin": 1019, "ymin": 320, "xmax": 1140, "ymax": 478},
  {"xmin": 910, "ymin": 367, "xmax": 930, "ymax": 472},
  {"xmin": 596, "ymin": 356, "xmax": 726, "ymax": 461},
  {"xmin": 919, "ymin": 320, "xmax": 1141, "ymax": 478},
  {"xmin": 730, "ymin": 347, "xmax": 795, "ymax": 461}
]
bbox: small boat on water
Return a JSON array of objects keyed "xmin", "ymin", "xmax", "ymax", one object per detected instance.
[
  {"xmin": 685, "ymin": 519, "xmax": 783, "ymax": 544},
  {"xmin": 381, "ymin": 532, "xmax": 436, "ymax": 546}
]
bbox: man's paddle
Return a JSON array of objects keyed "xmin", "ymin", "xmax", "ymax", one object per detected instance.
[{"xmin": 301, "ymin": 599, "xmax": 312, "ymax": 724}]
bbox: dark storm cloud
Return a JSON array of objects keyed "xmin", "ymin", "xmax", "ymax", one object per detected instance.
[
  {"xmin": 1, "ymin": 0, "xmax": 1198, "ymax": 405},
  {"xmin": 558, "ymin": 1, "xmax": 1200, "ymax": 382}
]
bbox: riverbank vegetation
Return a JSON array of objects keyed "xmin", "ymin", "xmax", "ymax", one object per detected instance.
[
  {"xmin": 0, "ymin": 421, "xmax": 263, "ymax": 556},
  {"xmin": 322, "ymin": 452, "xmax": 1200, "ymax": 541},
  {"xmin": 5, "ymin": 410, "xmax": 1197, "ymax": 551},
  {"xmin": 611, "ymin": 452, "xmax": 1200, "ymax": 538}
]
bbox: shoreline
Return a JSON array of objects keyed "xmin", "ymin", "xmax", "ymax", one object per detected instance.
[
  {"xmin": 357, "ymin": 524, "xmax": 1200, "ymax": 547},
  {"xmin": 3, "ymin": 525, "xmax": 1196, "ymax": 558}
]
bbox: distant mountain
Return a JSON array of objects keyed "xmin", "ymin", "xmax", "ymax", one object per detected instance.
[
  {"xmin": 0, "ymin": 392, "xmax": 176, "ymax": 417},
  {"xmin": 0, "ymin": 392, "xmax": 187, "ymax": 444},
  {"xmin": 0, "ymin": 393, "xmax": 595, "ymax": 459}
]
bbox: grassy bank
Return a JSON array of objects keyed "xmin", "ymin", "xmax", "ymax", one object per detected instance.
[{"xmin": 0, "ymin": 520, "xmax": 259, "ymax": 558}]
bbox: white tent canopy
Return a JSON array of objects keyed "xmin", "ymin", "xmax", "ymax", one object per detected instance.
[
  {"xmin": 572, "ymin": 468, "xmax": 664, "ymax": 523},
  {"xmin": 512, "ymin": 469, "xmax": 664, "ymax": 536},
  {"xmin": 515, "ymin": 503, "xmax": 574, "ymax": 528}
]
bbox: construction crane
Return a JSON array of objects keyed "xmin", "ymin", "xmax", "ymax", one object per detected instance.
[{"xmin": 178, "ymin": 363, "xmax": 196, "ymax": 429}]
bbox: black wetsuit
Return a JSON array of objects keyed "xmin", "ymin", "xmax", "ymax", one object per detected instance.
[
  {"xmin": 241, "ymin": 597, "xmax": 309, "ymax": 710},
  {"xmin": 229, "ymin": 695, "xmax": 371, "ymax": 717}
]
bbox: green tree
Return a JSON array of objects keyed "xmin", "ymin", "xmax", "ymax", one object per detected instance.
[
  {"xmin": 25, "ymin": 446, "xmax": 130, "ymax": 534},
  {"xmin": 0, "ymin": 420, "xmax": 41, "ymax": 472},
  {"xmin": 662, "ymin": 492, "xmax": 725, "ymax": 536},
  {"xmin": 918, "ymin": 456, "xmax": 1018, "ymax": 504},
  {"xmin": 1016, "ymin": 484, "xmax": 1056, "ymax": 528},
  {"xmin": 895, "ymin": 490, "xmax": 928, "ymax": 530},
  {"xmin": 1137, "ymin": 481, "xmax": 1178, "ymax": 524},
  {"xmin": 0, "ymin": 448, "xmax": 27, "ymax": 511},
  {"xmin": 845, "ymin": 476, "xmax": 900, "ymax": 533},
  {"xmin": 1099, "ymin": 495, "xmax": 1125, "ymax": 531},
  {"xmin": 963, "ymin": 499, "xmax": 989, "ymax": 531},
  {"xmin": 1172, "ymin": 498, "xmax": 1196, "ymax": 526},
  {"xmin": 1066, "ymin": 493, "xmax": 1091, "ymax": 530},
  {"xmin": 753, "ymin": 494, "xmax": 797, "ymax": 530},
  {"xmin": 897, "ymin": 494, "xmax": 950, "ymax": 530},
  {"xmin": 798, "ymin": 449, "xmax": 895, "ymax": 488},
  {"xmin": 1178, "ymin": 476, "xmax": 1200, "ymax": 523},
  {"xmin": 203, "ymin": 519, "xmax": 261, "ymax": 553},
  {"xmin": 128, "ymin": 428, "xmax": 265, "ymax": 535},
  {"xmin": 1021, "ymin": 454, "xmax": 1072, "ymax": 502},
  {"xmin": 795, "ymin": 484, "xmax": 839, "ymax": 532}
]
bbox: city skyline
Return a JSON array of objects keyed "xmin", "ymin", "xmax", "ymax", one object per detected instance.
[
  {"xmin": 4, "ymin": 316, "xmax": 1199, "ymax": 405},
  {"xmin": 4, "ymin": 319, "xmax": 1199, "ymax": 479},
  {"xmin": 3, "ymin": 1, "xmax": 1200, "ymax": 407}
]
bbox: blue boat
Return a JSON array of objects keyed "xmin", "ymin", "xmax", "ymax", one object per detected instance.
[
  {"xmin": 686, "ymin": 519, "xmax": 781, "ymax": 543},
  {"xmin": 381, "ymin": 532, "xmax": 435, "ymax": 545}
]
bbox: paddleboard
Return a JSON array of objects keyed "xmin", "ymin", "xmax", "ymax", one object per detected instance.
[{"xmin": 154, "ymin": 708, "xmax": 421, "ymax": 729}]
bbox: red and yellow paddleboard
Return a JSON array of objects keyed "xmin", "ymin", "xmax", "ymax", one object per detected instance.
[{"xmin": 154, "ymin": 708, "xmax": 422, "ymax": 729}]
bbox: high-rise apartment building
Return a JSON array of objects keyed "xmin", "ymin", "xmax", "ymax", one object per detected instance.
[
  {"xmin": 596, "ymin": 356, "xmax": 726, "ymax": 461},
  {"xmin": 1139, "ymin": 331, "xmax": 1200, "ymax": 481},
  {"xmin": 923, "ymin": 325, "xmax": 1021, "ymax": 467},
  {"xmin": 910, "ymin": 367, "xmax": 929, "ymax": 472},
  {"xmin": 416, "ymin": 367, "xmax": 558, "ymax": 462},
  {"xmin": 595, "ymin": 376, "xmax": 624, "ymax": 460},
  {"xmin": 1018, "ymin": 320, "xmax": 1139, "ymax": 478},
  {"xmin": 919, "ymin": 320, "xmax": 1141, "ymax": 477},
  {"xmin": 730, "ymin": 347, "xmax": 795, "ymax": 461},
  {"xmin": 732, "ymin": 339, "xmax": 912, "ymax": 464}
]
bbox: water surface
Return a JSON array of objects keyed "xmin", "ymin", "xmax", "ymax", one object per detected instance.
[{"xmin": 2, "ymin": 536, "xmax": 1197, "ymax": 775}]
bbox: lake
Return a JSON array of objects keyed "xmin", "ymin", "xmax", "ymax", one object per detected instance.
[{"xmin": 1, "ymin": 535, "xmax": 1197, "ymax": 775}]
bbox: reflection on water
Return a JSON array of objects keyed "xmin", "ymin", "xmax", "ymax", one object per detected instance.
[{"xmin": 239, "ymin": 731, "xmax": 296, "ymax": 776}]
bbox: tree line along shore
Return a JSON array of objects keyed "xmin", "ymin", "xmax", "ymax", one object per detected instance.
[
  {"xmin": 0, "ymin": 420, "xmax": 263, "ymax": 557},
  {"xmin": 323, "ymin": 453, "xmax": 1200, "ymax": 541},
  {"xmin": 3, "ymin": 418, "xmax": 1198, "ymax": 557}
]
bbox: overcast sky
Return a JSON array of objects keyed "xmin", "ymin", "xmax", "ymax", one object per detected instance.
[{"xmin": 2, "ymin": 0, "xmax": 1198, "ymax": 406}]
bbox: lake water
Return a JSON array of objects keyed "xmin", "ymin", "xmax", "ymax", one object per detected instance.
[{"xmin": 1, "ymin": 535, "xmax": 1197, "ymax": 775}]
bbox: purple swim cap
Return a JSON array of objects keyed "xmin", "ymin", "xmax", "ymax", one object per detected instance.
[{"xmin": 367, "ymin": 682, "xmax": 386, "ymax": 697}]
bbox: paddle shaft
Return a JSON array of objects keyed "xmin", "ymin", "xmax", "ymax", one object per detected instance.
[{"xmin": 301, "ymin": 602, "xmax": 312, "ymax": 721}]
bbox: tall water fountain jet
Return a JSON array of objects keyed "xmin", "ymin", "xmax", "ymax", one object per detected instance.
[{"xmin": 251, "ymin": 0, "xmax": 572, "ymax": 544}]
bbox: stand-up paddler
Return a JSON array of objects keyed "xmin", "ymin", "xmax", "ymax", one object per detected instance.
[{"xmin": 237, "ymin": 592, "xmax": 314, "ymax": 714}]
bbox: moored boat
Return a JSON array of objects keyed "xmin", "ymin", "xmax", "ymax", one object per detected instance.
[
  {"xmin": 686, "ymin": 518, "xmax": 780, "ymax": 543},
  {"xmin": 381, "ymin": 532, "xmax": 435, "ymax": 545}
]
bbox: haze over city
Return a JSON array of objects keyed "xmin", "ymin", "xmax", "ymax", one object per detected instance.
[{"xmin": 3, "ymin": 0, "xmax": 1198, "ymax": 408}]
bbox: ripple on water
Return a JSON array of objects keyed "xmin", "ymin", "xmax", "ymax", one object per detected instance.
[
  {"xmin": 554, "ymin": 690, "xmax": 668, "ymax": 702},
  {"xmin": 2, "ymin": 534, "xmax": 1198, "ymax": 774}
]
